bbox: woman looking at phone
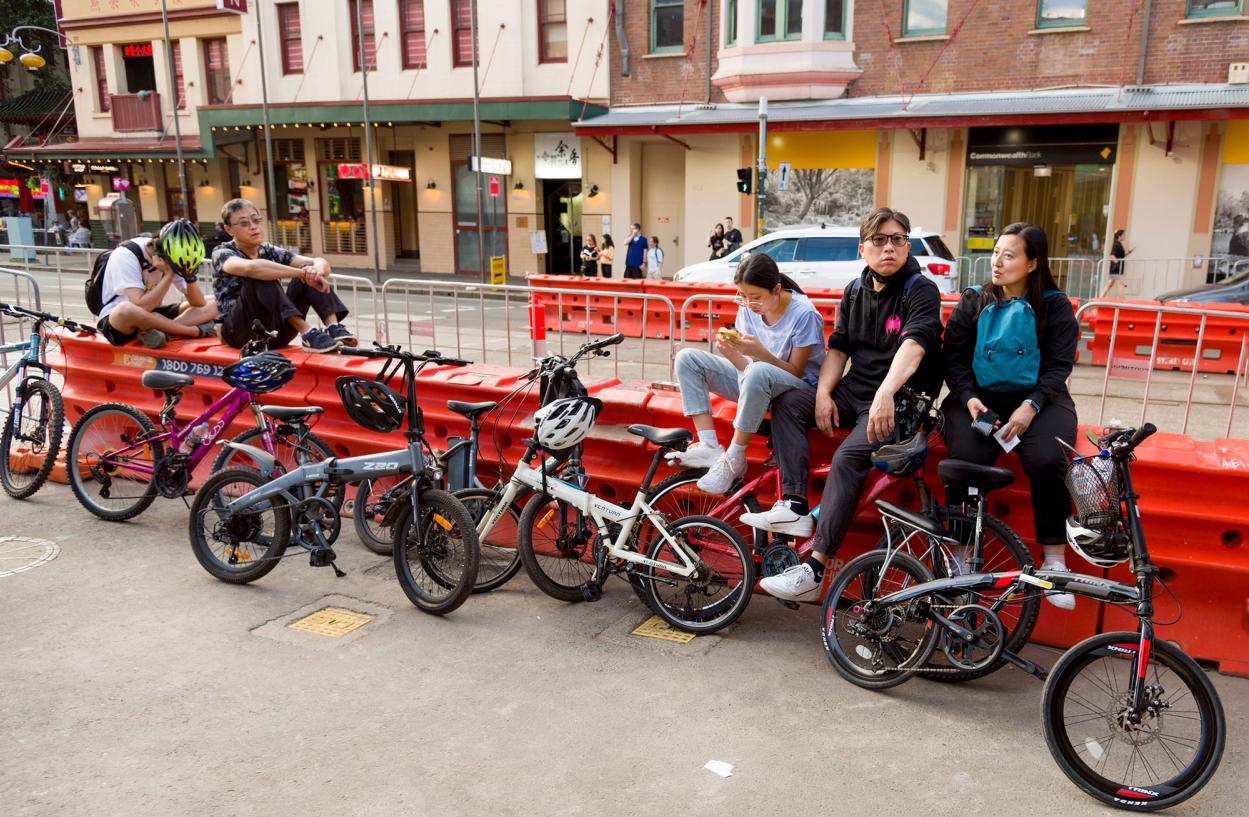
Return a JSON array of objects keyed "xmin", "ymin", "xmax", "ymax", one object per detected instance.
[
  {"xmin": 942, "ymin": 222, "xmax": 1080, "ymax": 608},
  {"xmin": 669, "ymin": 253, "xmax": 826, "ymax": 494}
]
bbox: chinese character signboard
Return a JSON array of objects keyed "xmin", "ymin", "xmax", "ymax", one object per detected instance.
[{"xmin": 534, "ymin": 133, "xmax": 581, "ymax": 179}]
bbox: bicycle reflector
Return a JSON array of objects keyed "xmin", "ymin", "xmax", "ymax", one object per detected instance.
[{"xmin": 336, "ymin": 376, "xmax": 406, "ymax": 433}]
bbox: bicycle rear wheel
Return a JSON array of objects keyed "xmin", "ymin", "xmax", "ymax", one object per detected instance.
[
  {"xmin": 820, "ymin": 549, "xmax": 939, "ymax": 690},
  {"xmin": 640, "ymin": 514, "xmax": 753, "ymax": 635},
  {"xmin": 67, "ymin": 402, "xmax": 162, "ymax": 521},
  {"xmin": 392, "ymin": 488, "xmax": 480, "ymax": 615},
  {"xmin": 646, "ymin": 469, "xmax": 767, "ymax": 553},
  {"xmin": 188, "ymin": 467, "xmax": 292, "ymax": 583},
  {"xmin": 453, "ymin": 487, "xmax": 524, "ymax": 592},
  {"xmin": 516, "ymin": 493, "xmax": 599, "ymax": 602},
  {"xmin": 1, "ymin": 378, "xmax": 63, "ymax": 499},
  {"xmin": 1042, "ymin": 632, "xmax": 1225, "ymax": 811}
]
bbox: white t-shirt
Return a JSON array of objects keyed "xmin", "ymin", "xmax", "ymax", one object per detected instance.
[
  {"xmin": 646, "ymin": 246, "xmax": 665, "ymax": 275},
  {"xmin": 98, "ymin": 237, "xmax": 186, "ymax": 319},
  {"xmin": 735, "ymin": 291, "xmax": 827, "ymax": 384}
]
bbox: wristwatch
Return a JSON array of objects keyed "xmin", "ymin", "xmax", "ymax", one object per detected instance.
[{"xmin": 1026, "ymin": 399, "xmax": 1041, "ymax": 413}]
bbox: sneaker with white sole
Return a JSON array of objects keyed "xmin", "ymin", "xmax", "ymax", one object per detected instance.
[
  {"xmin": 665, "ymin": 441, "xmax": 725, "ymax": 469},
  {"xmin": 301, "ymin": 327, "xmax": 340, "ymax": 353},
  {"xmin": 1041, "ymin": 560, "xmax": 1076, "ymax": 609},
  {"xmin": 326, "ymin": 322, "xmax": 358, "ymax": 347},
  {"xmin": 139, "ymin": 328, "xmax": 168, "ymax": 349},
  {"xmin": 759, "ymin": 562, "xmax": 820, "ymax": 602},
  {"xmin": 695, "ymin": 451, "xmax": 746, "ymax": 494},
  {"xmin": 740, "ymin": 499, "xmax": 814, "ymax": 537}
]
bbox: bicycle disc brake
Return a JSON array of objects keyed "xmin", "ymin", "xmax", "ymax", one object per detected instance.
[{"xmin": 941, "ymin": 603, "xmax": 1006, "ymax": 671}]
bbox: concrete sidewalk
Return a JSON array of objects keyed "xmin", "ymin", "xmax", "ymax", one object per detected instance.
[{"xmin": 1, "ymin": 483, "xmax": 1246, "ymax": 817}]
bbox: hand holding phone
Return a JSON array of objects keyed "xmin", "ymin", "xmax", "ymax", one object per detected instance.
[
  {"xmin": 971, "ymin": 409, "xmax": 999, "ymax": 436},
  {"xmin": 717, "ymin": 326, "xmax": 741, "ymax": 340}
]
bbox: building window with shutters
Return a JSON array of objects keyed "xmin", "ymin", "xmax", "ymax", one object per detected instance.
[
  {"xmin": 171, "ymin": 41, "xmax": 185, "ymax": 109},
  {"xmin": 400, "ymin": 0, "xmax": 427, "ymax": 69},
  {"xmin": 651, "ymin": 0, "xmax": 684, "ymax": 53},
  {"xmin": 451, "ymin": 0, "xmax": 473, "ymax": 67},
  {"xmin": 278, "ymin": 3, "xmax": 303, "ymax": 74},
  {"xmin": 92, "ymin": 46, "xmax": 110, "ymax": 112},
  {"xmin": 350, "ymin": 0, "xmax": 377, "ymax": 72},
  {"xmin": 202, "ymin": 38, "xmax": 230, "ymax": 105},
  {"xmin": 538, "ymin": 0, "xmax": 568, "ymax": 63}
]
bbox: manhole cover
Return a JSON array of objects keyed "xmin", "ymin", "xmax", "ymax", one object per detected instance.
[
  {"xmin": 0, "ymin": 536, "xmax": 60, "ymax": 578},
  {"xmin": 631, "ymin": 614, "xmax": 696, "ymax": 644},
  {"xmin": 287, "ymin": 606, "xmax": 374, "ymax": 638}
]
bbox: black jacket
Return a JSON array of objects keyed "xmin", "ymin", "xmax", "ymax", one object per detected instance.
[
  {"xmin": 828, "ymin": 257, "xmax": 944, "ymax": 404},
  {"xmin": 943, "ymin": 288, "xmax": 1078, "ymax": 412}
]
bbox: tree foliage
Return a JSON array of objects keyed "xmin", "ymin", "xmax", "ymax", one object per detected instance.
[{"xmin": 0, "ymin": 0, "xmax": 68, "ymax": 95}]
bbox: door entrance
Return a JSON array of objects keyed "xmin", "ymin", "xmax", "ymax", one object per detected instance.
[
  {"xmin": 388, "ymin": 150, "xmax": 418, "ymax": 259},
  {"xmin": 542, "ymin": 179, "xmax": 582, "ymax": 274},
  {"xmin": 452, "ymin": 162, "xmax": 508, "ymax": 275}
]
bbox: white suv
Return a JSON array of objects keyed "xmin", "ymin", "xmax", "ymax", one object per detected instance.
[{"xmin": 674, "ymin": 225, "xmax": 958, "ymax": 294}]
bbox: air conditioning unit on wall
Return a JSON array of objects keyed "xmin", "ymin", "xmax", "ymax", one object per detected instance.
[{"xmin": 1229, "ymin": 63, "xmax": 1249, "ymax": 85}]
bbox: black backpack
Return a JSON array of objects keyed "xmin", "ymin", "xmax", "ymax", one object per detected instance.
[{"xmin": 86, "ymin": 241, "xmax": 148, "ymax": 316}]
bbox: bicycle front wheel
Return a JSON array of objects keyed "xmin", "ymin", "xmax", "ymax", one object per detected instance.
[
  {"xmin": 640, "ymin": 514, "xmax": 753, "ymax": 635},
  {"xmin": 1, "ymin": 378, "xmax": 64, "ymax": 499},
  {"xmin": 392, "ymin": 488, "xmax": 480, "ymax": 615},
  {"xmin": 188, "ymin": 467, "xmax": 291, "ymax": 584},
  {"xmin": 1042, "ymin": 632, "xmax": 1225, "ymax": 811},
  {"xmin": 453, "ymin": 487, "xmax": 524, "ymax": 593},
  {"xmin": 67, "ymin": 402, "xmax": 162, "ymax": 521},
  {"xmin": 350, "ymin": 475, "xmax": 409, "ymax": 555},
  {"xmin": 820, "ymin": 549, "xmax": 939, "ymax": 690},
  {"xmin": 211, "ymin": 426, "xmax": 342, "ymax": 509},
  {"xmin": 516, "ymin": 493, "xmax": 599, "ymax": 602}
]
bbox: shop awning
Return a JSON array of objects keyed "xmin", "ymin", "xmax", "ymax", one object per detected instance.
[
  {"xmin": 3, "ymin": 135, "xmax": 206, "ymax": 161},
  {"xmin": 574, "ymin": 83, "xmax": 1249, "ymax": 135},
  {"xmin": 199, "ymin": 96, "xmax": 608, "ymax": 130},
  {"xmin": 0, "ymin": 90, "xmax": 73, "ymax": 125}
]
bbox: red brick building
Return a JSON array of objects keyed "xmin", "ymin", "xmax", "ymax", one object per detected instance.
[{"xmin": 582, "ymin": 1, "xmax": 1249, "ymax": 295}]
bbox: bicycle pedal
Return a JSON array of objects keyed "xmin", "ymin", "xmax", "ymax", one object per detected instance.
[
  {"xmin": 309, "ymin": 547, "xmax": 338, "ymax": 568},
  {"xmin": 579, "ymin": 581, "xmax": 602, "ymax": 602}
]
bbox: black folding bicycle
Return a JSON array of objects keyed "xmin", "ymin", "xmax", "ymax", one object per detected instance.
[{"xmin": 821, "ymin": 423, "xmax": 1225, "ymax": 811}]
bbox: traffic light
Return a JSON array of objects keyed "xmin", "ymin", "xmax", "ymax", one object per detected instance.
[{"xmin": 736, "ymin": 167, "xmax": 752, "ymax": 195}]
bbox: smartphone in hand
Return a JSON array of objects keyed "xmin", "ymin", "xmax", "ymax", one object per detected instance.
[{"xmin": 972, "ymin": 409, "xmax": 999, "ymax": 436}]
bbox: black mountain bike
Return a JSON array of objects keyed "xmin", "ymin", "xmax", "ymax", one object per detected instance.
[{"xmin": 821, "ymin": 424, "xmax": 1225, "ymax": 811}]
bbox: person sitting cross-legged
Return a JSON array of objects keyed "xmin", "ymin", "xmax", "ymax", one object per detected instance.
[
  {"xmin": 212, "ymin": 198, "xmax": 355, "ymax": 353},
  {"xmin": 96, "ymin": 219, "xmax": 219, "ymax": 349}
]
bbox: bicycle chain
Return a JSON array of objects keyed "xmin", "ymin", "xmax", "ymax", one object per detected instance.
[{"xmin": 855, "ymin": 598, "xmax": 1010, "ymax": 676}]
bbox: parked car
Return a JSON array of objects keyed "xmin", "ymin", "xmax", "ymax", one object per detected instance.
[
  {"xmin": 1157, "ymin": 269, "xmax": 1249, "ymax": 305},
  {"xmin": 673, "ymin": 225, "xmax": 958, "ymax": 294}
]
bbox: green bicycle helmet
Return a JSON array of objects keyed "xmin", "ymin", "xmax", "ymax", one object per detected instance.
[{"xmin": 156, "ymin": 218, "xmax": 206, "ymax": 277}]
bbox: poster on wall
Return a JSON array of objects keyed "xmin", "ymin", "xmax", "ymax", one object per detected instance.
[
  {"xmin": 1213, "ymin": 164, "xmax": 1249, "ymax": 259},
  {"xmin": 534, "ymin": 133, "xmax": 581, "ymax": 179},
  {"xmin": 761, "ymin": 131, "xmax": 876, "ymax": 235}
]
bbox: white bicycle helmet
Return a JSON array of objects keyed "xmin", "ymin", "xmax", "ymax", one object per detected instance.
[
  {"xmin": 1065, "ymin": 516, "xmax": 1128, "ymax": 568},
  {"xmin": 534, "ymin": 397, "xmax": 600, "ymax": 451}
]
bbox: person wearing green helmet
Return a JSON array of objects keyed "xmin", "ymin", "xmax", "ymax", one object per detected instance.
[{"xmin": 95, "ymin": 218, "xmax": 219, "ymax": 349}]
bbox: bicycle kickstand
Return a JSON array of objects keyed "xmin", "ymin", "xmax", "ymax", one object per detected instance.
[{"xmin": 579, "ymin": 543, "xmax": 609, "ymax": 602}]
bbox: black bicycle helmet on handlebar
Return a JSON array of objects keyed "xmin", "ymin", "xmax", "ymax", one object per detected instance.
[
  {"xmin": 871, "ymin": 431, "xmax": 929, "ymax": 476},
  {"xmin": 336, "ymin": 375, "xmax": 406, "ymax": 432},
  {"xmin": 221, "ymin": 352, "xmax": 297, "ymax": 394}
]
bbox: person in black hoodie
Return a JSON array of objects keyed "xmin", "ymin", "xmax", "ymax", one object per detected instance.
[
  {"xmin": 942, "ymin": 222, "xmax": 1079, "ymax": 608},
  {"xmin": 745, "ymin": 207, "xmax": 944, "ymax": 602}
]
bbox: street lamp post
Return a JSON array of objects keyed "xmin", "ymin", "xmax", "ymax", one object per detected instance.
[
  {"xmin": 354, "ymin": 0, "xmax": 382, "ymax": 281},
  {"xmin": 159, "ymin": 0, "xmax": 189, "ymax": 218},
  {"xmin": 470, "ymin": 0, "xmax": 487, "ymax": 283},
  {"xmin": 253, "ymin": 0, "xmax": 279, "ymax": 231}
]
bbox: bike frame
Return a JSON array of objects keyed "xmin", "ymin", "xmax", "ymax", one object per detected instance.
[
  {"xmin": 1, "ymin": 325, "xmax": 51, "ymax": 434},
  {"xmin": 98, "ymin": 386, "xmax": 273, "ymax": 476},
  {"xmin": 481, "ymin": 455, "xmax": 706, "ymax": 577}
]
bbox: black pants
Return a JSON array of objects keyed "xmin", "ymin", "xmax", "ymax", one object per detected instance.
[
  {"xmin": 770, "ymin": 383, "xmax": 874, "ymax": 556},
  {"xmin": 221, "ymin": 277, "xmax": 349, "ymax": 349},
  {"xmin": 940, "ymin": 392, "xmax": 1077, "ymax": 545},
  {"xmin": 623, "ymin": 265, "xmax": 644, "ymax": 280},
  {"xmin": 600, "ymin": 263, "xmax": 612, "ymax": 278}
]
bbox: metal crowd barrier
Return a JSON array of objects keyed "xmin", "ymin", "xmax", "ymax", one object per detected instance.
[{"xmin": 379, "ymin": 277, "xmax": 678, "ymax": 381}]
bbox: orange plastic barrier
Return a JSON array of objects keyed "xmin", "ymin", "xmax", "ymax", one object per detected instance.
[
  {"xmin": 1088, "ymin": 300, "xmax": 1249, "ymax": 375},
  {"xmin": 53, "ymin": 331, "xmax": 1249, "ymax": 671}
]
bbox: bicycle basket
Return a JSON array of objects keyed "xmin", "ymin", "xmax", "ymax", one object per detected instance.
[{"xmin": 1064, "ymin": 456, "xmax": 1120, "ymax": 529}]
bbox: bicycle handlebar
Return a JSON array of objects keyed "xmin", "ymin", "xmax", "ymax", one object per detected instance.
[
  {"xmin": 1128, "ymin": 423, "xmax": 1156, "ymax": 449},
  {"xmin": 0, "ymin": 302, "xmax": 97, "ymax": 335},
  {"xmin": 340, "ymin": 343, "xmax": 471, "ymax": 368}
]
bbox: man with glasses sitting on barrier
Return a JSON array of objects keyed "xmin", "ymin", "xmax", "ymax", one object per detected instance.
[
  {"xmin": 743, "ymin": 207, "xmax": 945, "ymax": 603},
  {"xmin": 212, "ymin": 198, "xmax": 355, "ymax": 353}
]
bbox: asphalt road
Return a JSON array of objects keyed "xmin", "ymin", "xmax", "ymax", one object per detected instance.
[{"xmin": 1, "ymin": 482, "xmax": 1246, "ymax": 817}]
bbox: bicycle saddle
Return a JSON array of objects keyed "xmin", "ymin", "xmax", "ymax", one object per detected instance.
[
  {"xmin": 875, "ymin": 499, "xmax": 949, "ymax": 539},
  {"xmin": 446, "ymin": 400, "xmax": 498, "ymax": 420},
  {"xmin": 938, "ymin": 459, "xmax": 1015, "ymax": 492},
  {"xmin": 260, "ymin": 406, "xmax": 325, "ymax": 420},
  {"xmin": 141, "ymin": 370, "xmax": 194, "ymax": 391},
  {"xmin": 627, "ymin": 425, "xmax": 693, "ymax": 448}
]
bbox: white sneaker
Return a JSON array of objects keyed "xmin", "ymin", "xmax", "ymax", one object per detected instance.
[
  {"xmin": 760, "ymin": 562, "xmax": 821, "ymax": 603},
  {"xmin": 665, "ymin": 441, "xmax": 724, "ymax": 469},
  {"xmin": 695, "ymin": 451, "xmax": 746, "ymax": 494},
  {"xmin": 1041, "ymin": 560, "xmax": 1076, "ymax": 610},
  {"xmin": 740, "ymin": 500, "xmax": 814, "ymax": 537}
]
